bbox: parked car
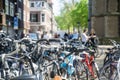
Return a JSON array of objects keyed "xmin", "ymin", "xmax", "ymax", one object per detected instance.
[{"xmin": 28, "ymin": 33, "xmax": 39, "ymax": 41}]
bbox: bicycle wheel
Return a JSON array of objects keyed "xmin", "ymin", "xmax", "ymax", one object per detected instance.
[
  {"xmin": 90, "ymin": 62, "xmax": 100, "ymax": 80},
  {"xmin": 50, "ymin": 63, "xmax": 59, "ymax": 78},
  {"xmin": 99, "ymin": 62, "xmax": 118, "ymax": 80},
  {"xmin": 44, "ymin": 73, "xmax": 50, "ymax": 80},
  {"xmin": 74, "ymin": 60, "xmax": 89, "ymax": 80}
]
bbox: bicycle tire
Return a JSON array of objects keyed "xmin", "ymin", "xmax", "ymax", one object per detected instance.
[
  {"xmin": 99, "ymin": 62, "xmax": 118, "ymax": 80},
  {"xmin": 74, "ymin": 60, "xmax": 89, "ymax": 80},
  {"xmin": 91, "ymin": 62, "xmax": 100, "ymax": 80}
]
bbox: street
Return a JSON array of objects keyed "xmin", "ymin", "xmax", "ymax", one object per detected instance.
[
  {"xmin": 95, "ymin": 45, "xmax": 114, "ymax": 80},
  {"xmin": 96, "ymin": 45, "xmax": 113, "ymax": 68}
]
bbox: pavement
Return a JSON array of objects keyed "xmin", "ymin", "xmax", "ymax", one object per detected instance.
[
  {"xmin": 98, "ymin": 45, "xmax": 113, "ymax": 49},
  {"xmin": 96, "ymin": 45, "xmax": 113, "ymax": 67},
  {"xmin": 95, "ymin": 45, "xmax": 112, "ymax": 80}
]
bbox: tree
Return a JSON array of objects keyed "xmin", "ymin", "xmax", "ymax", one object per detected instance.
[{"xmin": 55, "ymin": 0, "xmax": 88, "ymax": 32}]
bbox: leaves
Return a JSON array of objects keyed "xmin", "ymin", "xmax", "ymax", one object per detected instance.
[{"xmin": 55, "ymin": 0, "xmax": 88, "ymax": 31}]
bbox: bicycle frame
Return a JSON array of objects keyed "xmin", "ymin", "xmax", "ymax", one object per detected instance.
[
  {"xmin": 60, "ymin": 53, "xmax": 75, "ymax": 75},
  {"xmin": 81, "ymin": 52, "xmax": 97, "ymax": 78},
  {"xmin": 117, "ymin": 58, "xmax": 120, "ymax": 80}
]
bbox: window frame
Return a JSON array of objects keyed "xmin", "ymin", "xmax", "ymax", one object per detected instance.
[
  {"xmin": 41, "ymin": 13, "xmax": 45, "ymax": 22},
  {"xmin": 30, "ymin": 2, "xmax": 34, "ymax": 7},
  {"xmin": 18, "ymin": 8, "xmax": 22, "ymax": 20},
  {"xmin": 10, "ymin": 2, "xmax": 14, "ymax": 16},
  {"xmin": 30, "ymin": 13, "xmax": 38, "ymax": 22},
  {"xmin": 5, "ymin": 0, "xmax": 9, "ymax": 15}
]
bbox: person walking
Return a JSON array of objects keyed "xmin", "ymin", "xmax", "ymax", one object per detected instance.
[
  {"xmin": 89, "ymin": 28, "xmax": 99, "ymax": 46},
  {"xmin": 43, "ymin": 31, "xmax": 52, "ymax": 39},
  {"xmin": 81, "ymin": 29, "xmax": 89, "ymax": 45}
]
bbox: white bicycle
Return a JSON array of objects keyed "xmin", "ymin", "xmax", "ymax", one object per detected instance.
[{"xmin": 117, "ymin": 58, "xmax": 120, "ymax": 80}]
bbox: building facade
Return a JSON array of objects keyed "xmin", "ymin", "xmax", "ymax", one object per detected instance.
[
  {"xmin": 23, "ymin": 0, "xmax": 30, "ymax": 36},
  {"xmin": 0, "ymin": 0, "xmax": 24, "ymax": 38},
  {"xmin": 89, "ymin": 0, "xmax": 120, "ymax": 38},
  {"xmin": 0, "ymin": 0, "xmax": 6, "ymax": 28},
  {"xmin": 29, "ymin": 0, "xmax": 57, "ymax": 37}
]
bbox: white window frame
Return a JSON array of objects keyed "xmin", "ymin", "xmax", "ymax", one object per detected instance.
[
  {"xmin": 10, "ymin": 2, "xmax": 14, "ymax": 16},
  {"xmin": 41, "ymin": 13, "xmax": 45, "ymax": 22},
  {"xmin": 5, "ymin": 0, "xmax": 9, "ymax": 15},
  {"xmin": 18, "ymin": 8, "xmax": 22, "ymax": 19}
]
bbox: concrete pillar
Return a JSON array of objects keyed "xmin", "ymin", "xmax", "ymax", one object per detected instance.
[
  {"xmin": 105, "ymin": 16, "xmax": 119, "ymax": 37},
  {"xmin": 92, "ymin": 0, "xmax": 106, "ymax": 15},
  {"xmin": 108, "ymin": 0, "xmax": 118, "ymax": 12},
  {"xmin": 91, "ymin": 17, "xmax": 105, "ymax": 38}
]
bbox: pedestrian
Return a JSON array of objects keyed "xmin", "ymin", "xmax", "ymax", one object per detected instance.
[
  {"xmin": 43, "ymin": 31, "xmax": 52, "ymax": 39},
  {"xmin": 81, "ymin": 28, "xmax": 89, "ymax": 45},
  {"xmin": 63, "ymin": 32, "xmax": 69, "ymax": 41},
  {"xmin": 64, "ymin": 32, "xmax": 68, "ymax": 39},
  {"xmin": 68, "ymin": 32, "xmax": 73, "ymax": 39},
  {"xmin": 54, "ymin": 33, "xmax": 58, "ymax": 38},
  {"xmin": 89, "ymin": 28, "xmax": 99, "ymax": 46}
]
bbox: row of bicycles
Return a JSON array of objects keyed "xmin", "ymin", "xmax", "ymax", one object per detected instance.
[{"xmin": 0, "ymin": 32, "xmax": 120, "ymax": 80}]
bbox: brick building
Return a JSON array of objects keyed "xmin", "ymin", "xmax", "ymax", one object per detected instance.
[
  {"xmin": 29, "ymin": 0, "xmax": 57, "ymax": 36},
  {"xmin": 89, "ymin": 0, "xmax": 120, "ymax": 38}
]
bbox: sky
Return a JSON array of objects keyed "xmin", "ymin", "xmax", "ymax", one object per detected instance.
[
  {"xmin": 53, "ymin": 0, "xmax": 63, "ymax": 16},
  {"xmin": 53, "ymin": 0, "xmax": 79, "ymax": 16}
]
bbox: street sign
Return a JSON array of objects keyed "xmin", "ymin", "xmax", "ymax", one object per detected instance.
[{"xmin": 14, "ymin": 17, "xmax": 18, "ymax": 29}]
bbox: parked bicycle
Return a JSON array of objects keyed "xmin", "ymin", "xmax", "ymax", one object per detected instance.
[{"xmin": 99, "ymin": 40, "xmax": 120, "ymax": 80}]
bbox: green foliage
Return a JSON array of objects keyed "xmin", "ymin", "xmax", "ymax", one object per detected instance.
[{"xmin": 55, "ymin": 0, "xmax": 88, "ymax": 31}]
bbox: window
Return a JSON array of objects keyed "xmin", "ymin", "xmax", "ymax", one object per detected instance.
[
  {"xmin": 5, "ymin": 0, "xmax": 9, "ymax": 15},
  {"xmin": 42, "ymin": 2, "xmax": 44, "ymax": 7},
  {"xmin": 35, "ymin": 1, "xmax": 41, "ymax": 7},
  {"xmin": 30, "ymin": 2, "xmax": 34, "ymax": 7},
  {"xmin": 41, "ymin": 13, "xmax": 45, "ymax": 22},
  {"xmin": 18, "ymin": 8, "xmax": 22, "ymax": 19},
  {"xmin": 10, "ymin": 2, "xmax": 14, "ymax": 16},
  {"xmin": 30, "ymin": 14, "xmax": 38, "ymax": 22}
]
